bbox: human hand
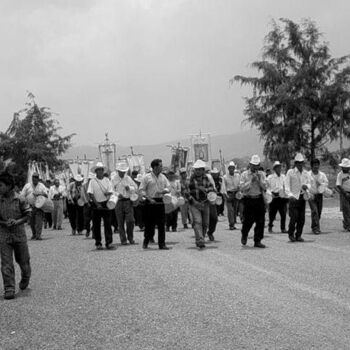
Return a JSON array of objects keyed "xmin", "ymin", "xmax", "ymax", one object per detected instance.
[{"xmin": 6, "ymin": 219, "xmax": 18, "ymax": 227}]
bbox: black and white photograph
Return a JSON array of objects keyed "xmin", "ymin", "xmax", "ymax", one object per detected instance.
[{"xmin": 1, "ymin": 1, "xmax": 350, "ymax": 349}]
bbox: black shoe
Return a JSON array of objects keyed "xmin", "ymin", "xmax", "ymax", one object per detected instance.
[
  {"xmin": 149, "ymin": 238, "xmax": 155, "ymax": 244},
  {"xmin": 268, "ymin": 227, "xmax": 273, "ymax": 233},
  {"xmin": 281, "ymin": 229, "xmax": 288, "ymax": 233},
  {"xmin": 85, "ymin": 230, "xmax": 90, "ymax": 238},
  {"xmin": 172, "ymin": 228, "xmax": 177, "ymax": 232},
  {"xmin": 289, "ymin": 235, "xmax": 296, "ymax": 242},
  {"xmin": 159, "ymin": 245, "xmax": 169, "ymax": 250},
  {"xmin": 129, "ymin": 240, "xmax": 135, "ymax": 245},
  {"xmin": 96, "ymin": 244, "xmax": 103, "ymax": 250},
  {"xmin": 241, "ymin": 237, "xmax": 247, "ymax": 246},
  {"xmin": 166, "ymin": 227, "xmax": 170, "ymax": 232},
  {"xmin": 143, "ymin": 240, "xmax": 148, "ymax": 249},
  {"xmin": 36, "ymin": 237, "xmax": 42, "ymax": 240},
  {"xmin": 106, "ymin": 244, "xmax": 117, "ymax": 250},
  {"xmin": 254, "ymin": 242, "xmax": 266, "ymax": 248},
  {"xmin": 4, "ymin": 291, "xmax": 15, "ymax": 300},
  {"xmin": 121, "ymin": 241, "xmax": 128, "ymax": 246},
  {"xmin": 208, "ymin": 234, "xmax": 214, "ymax": 241},
  {"xmin": 31, "ymin": 236, "xmax": 36, "ymax": 240},
  {"xmin": 229, "ymin": 226, "xmax": 236, "ymax": 230},
  {"xmin": 19, "ymin": 278, "xmax": 30, "ymax": 290},
  {"xmin": 184, "ymin": 224, "xmax": 188, "ymax": 229},
  {"xmin": 196, "ymin": 243, "xmax": 206, "ymax": 249},
  {"xmin": 296, "ymin": 237, "xmax": 305, "ymax": 242}
]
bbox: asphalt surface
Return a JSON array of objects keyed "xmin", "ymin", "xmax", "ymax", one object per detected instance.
[{"xmin": 1, "ymin": 202, "xmax": 350, "ymax": 350}]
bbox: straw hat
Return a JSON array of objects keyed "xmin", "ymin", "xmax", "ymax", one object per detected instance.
[
  {"xmin": 193, "ymin": 160, "xmax": 207, "ymax": 169},
  {"xmin": 116, "ymin": 162, "xmax": 129, "ymax": 172},
  {"xmin": 91, "ymin": 162, "xmax": 106, "ymax": 173},
  {"xmin": 135, "ymin": 174, "xmax": 144, "ymax": 182},
  {"xmin": 249, "ymin": 155, "xmax": 261, "ymax": 165},
  {"xmin": 228, "ymin": 161, "xmax": 236, "ymax": 168},
  {"xmin": 74, "ymin": 174, "xmax": 84, "ymax": 182},
  {"xmin": 339, "ymin": 158, "xmax": 350, "ymax": 168},
  {"xmin": 273, "ymin": 161, "xmax": 281, "ymax": 168},
  {"xmin": 294, "ymin": 153, "xmax": 305, "ymax": 162}
]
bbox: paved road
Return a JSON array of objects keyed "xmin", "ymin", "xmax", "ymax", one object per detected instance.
[{"xmin": 1, "ymin": 206, "xmax": 350, "ymax": 350}]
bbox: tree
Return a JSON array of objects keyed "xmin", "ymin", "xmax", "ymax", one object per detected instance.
[
  {"xmin": 0, "ymin": 92, "xmax": 75, "ymax": 185},
  {"xmin": 232, "ymin": 18, "xmax": 350, "ymax": 167}
]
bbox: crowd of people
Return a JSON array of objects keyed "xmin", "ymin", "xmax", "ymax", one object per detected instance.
[{"xmin": 1, "ymin": 152, "xmax": 350, "ymax": 299}]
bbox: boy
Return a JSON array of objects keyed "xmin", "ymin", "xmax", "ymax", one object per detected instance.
[{"xmin": 0, "ymin": 172, "xmax": 32, "ymax": 299}]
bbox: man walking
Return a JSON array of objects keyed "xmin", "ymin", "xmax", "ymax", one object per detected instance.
[{"xmin": 139, "ymin": 159, "xmax": 170, "ymax": 250}]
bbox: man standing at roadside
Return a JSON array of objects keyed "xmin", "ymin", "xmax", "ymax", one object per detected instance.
[
  {"xmin": 267, "ymin": 161, "xmax": 288, "ymax": 234},
  {"xmin": 285, "ymin": 153, "xmax": 311, "ymax": 242},
  {"xmin": 49, "ymin": 178, "xmax": 66, "ymax": 230},
  {"xmin": 139, "ymin": 159, "xmax": 170, "ymax": 250},
  {"xmin": 308, "ymin": 158, "xmax": 328, "ymax": 235},
  {"xmin": 336, "ymin": 158, "xmax": 350, "ymax": 231},
  {"xmin": 240, "ymin": 155, "xmax": 267, "ymax": 248}
]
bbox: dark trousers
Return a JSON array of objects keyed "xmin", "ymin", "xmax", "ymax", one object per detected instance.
[
  {"xmin": 208, "ymin": 204, "xmax": 218, "ymax": 235},
  {"xmin": 92, "ymin": 208, "xmax": 113, "ymax": 247},
  {"xmin": 116, "ymin": 200, "xmax": 135, "ymax": 243},
  {"xmin": 44, "ymin": 212, "xmax": 52, "ymax": 228},
  {"xmin": 134, "ymin": 204, "xmax": 145, "ymax": 229},
  {"xmin": 0, "ymin": 241, "xmax": 31, "ymax": 293},
  {"xmin": 144, "ymin": 199, "xmax": 166, "ymax": 247},
  {"xmin": 288, "ymin": 196, "xmax": 306, "ymax": 238},
  {"xmin": 84, "ymin": 204, "xmax": 93, "ymax": 233},
  {"xmin": 241, "ymin": 197, "xmax": 265, "ymax": 243},
  {"xmin": 268, "ymin": 197, "xmax": 288, "ymax": 231},
  {"xmin": 166, "ymin": 208, "xmax": 179, "ymax": 230},
  {"xmin": 309, "ymin": 194, "xmax": 323, "ymax": 233},
  {"xmin": 67, "ymin": 203, "xmax": 84, "ymax": 232},
  {"xmin": 30, "ymin": 208, "xmax": 44, "ymax": 239}
]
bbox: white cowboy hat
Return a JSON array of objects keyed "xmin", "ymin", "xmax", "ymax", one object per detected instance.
[
  {"xmin": 228, "ymin": 161, "xmax": 236, "ymax": 168},
  {"xmin": 193, "ymin": 160, "xmax": 207, "ymax": 169},
  {"xmin": 250, "ymin": 155, "xmax": 261, "ymax": 165},
  {"xmin": 116, "ymin": 162, "xmax": 129, "ymax": 172},
  {"xmin": 273, "ymin": 161, "xmax": 281, "ymax": 168},
  {"xmin": 339, "ymin": 158, "xmax": 350, "ymax": 167},
  {"xmin": 294, "ymin": 153, "xmax": 305, "ymax": 162},
  {"xmin": 74, "ymin": 174, "xmax": 84, "ymax": 182},
  {"xmin": 135, "ymin": 174, "xmax": 144, "ymax": 182},
  {"xmin": 210, "ymin": 168, "xmax": 220, "ymax": 174},
  {"xmin": 91, "ymin": 162, "xmax": 106, "ymax": 173}
]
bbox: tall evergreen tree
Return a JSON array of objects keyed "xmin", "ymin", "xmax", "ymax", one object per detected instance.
[{"xmin": 233, "ymin": 18, "xmax": 350, "ymax": 167}]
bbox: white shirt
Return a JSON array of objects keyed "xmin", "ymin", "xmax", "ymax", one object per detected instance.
[
  {"xmin": 284, "ymin": 167, "xmax": 311, "ymax": 199},
  {"xmin": 49, "ymin": 185, "xmax": 66, "ymax": 200},
  {"xmin": 87, "ymin": 177, "xmax": 113, "ymax": 203},
  {"xmin": 169, "ymin": 180, "xmax": 181, "ymax": 197},
  {"xmin": 267, "ymin": 173, "xmax": 286, "ymax": 197},
  {"xmin": 336, "ymin": 171, "xmax": 350, "ymax": 192},
  {"xmin": 240, "ymin": 170, "xmax": 267, "ymax": 196},
  {"xmin": 21, "ymin": 182, "xmax": 48, "ymax": 198},
  {"xmin": 222, "ymin": 172, "xmax": 240, "ymax": 194},
  {"xmin": 139, "ymin": 172, "xmax": 170, "ymax": 199},
  {"xmin": 112, "ymin": 174, "xmax": 136, "ymax": 198},
  {"xmin": 308, "ymin": 170, "xmax": 329, "ymax": 194}
]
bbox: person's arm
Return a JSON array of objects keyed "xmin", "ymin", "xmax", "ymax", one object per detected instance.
[
  {"xmin": 284, "ymin": 170, "xmax": 296, "ymax": 200},
  {"xmin": 6, "ymin": 198, "xmax": 31, "ymax": 227},
  {"xmin": 240, "ymin": 172, "xmax": 251, "ymax": 192}
]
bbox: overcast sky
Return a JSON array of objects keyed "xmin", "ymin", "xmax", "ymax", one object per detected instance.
[{"xmin": 0, "ymin": 0, "xmax": 349, "ymax": 147}]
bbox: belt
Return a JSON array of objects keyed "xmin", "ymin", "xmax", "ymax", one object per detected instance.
[
  {"xmin": 245, "ymin": 194, "xmax": 263, "ymax": 199},
  {"xmin": 227, "ymin": 190, "xmax": 238, "ymax": 194},
  {"xmin": 119, "ymin": 198, "xmax": 130, "ymax": 201}
]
